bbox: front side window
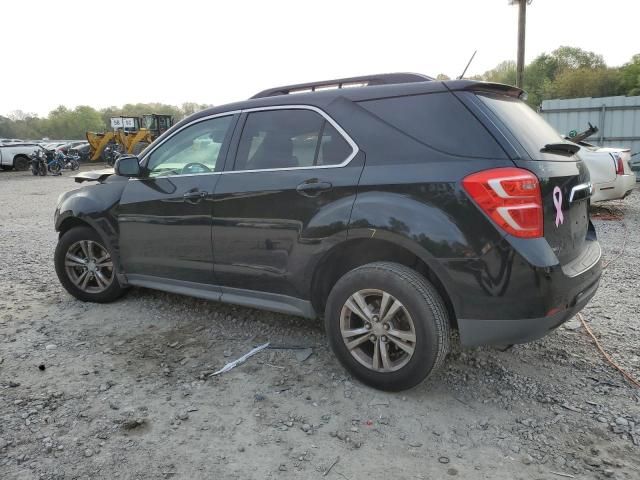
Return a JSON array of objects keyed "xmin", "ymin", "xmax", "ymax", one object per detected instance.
[
  {"xmin": 145, "ymin": 115, "xmax": 233, "ymax": 177},
  {"xmin": 233, "ymin": 109, "xmax": 352, "ymax": 171}
]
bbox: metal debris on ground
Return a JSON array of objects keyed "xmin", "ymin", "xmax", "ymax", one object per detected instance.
[
  {"xmin": 295, "ymin": 348, "xmax": 313, "ymax": 362},
  {"xmin": 209, "ymin": 342, "xmax": 270, "ymax": 377}
]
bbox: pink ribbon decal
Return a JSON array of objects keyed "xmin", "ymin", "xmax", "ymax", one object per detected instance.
[{"xmin": 553, "ymin": 186, "xmax": 564, "ymax": 227}]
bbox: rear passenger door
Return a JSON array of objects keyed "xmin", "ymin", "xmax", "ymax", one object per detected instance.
[{"xmin": 212, "ymin": 106, "xmax": 364, "ymax": 301}]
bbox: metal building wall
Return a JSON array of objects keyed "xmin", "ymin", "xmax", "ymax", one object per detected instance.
[{"xmin": 540, "ymin": 95, "xmax": 640, "ymax": 155}]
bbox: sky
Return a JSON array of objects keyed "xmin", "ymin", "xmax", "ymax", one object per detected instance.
[{"xmin": 2, "ymin": 0, "xmax": 638, "ymax": 117}]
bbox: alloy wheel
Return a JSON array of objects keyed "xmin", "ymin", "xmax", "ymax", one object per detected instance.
[
  {"xmin": 64, "ymin": 240, "xmax": 114, "ymax": 293},
  {"xmin": 340, "ymin": 289, "xmax": 417, "ymax": 372}
]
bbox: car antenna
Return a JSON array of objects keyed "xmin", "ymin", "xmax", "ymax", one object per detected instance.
[{"xmin": 458, "ymin": 50, "xmax": 477, "ymax": 79}]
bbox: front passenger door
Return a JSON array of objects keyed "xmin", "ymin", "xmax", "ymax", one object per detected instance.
[{"xmin": 118, "ymin": 114, "xmax": 236, "ymax": 285}]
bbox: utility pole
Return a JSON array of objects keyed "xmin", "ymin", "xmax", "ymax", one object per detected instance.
[{"xmin": 511, "ymin": 0, "xmax": 530, "ymax": 88}]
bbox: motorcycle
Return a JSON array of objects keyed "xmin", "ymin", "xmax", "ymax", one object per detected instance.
[
  {"xmin": 103, "ymin": 144, "xmax": 123, "ymax": 167},
  {"xmin": 47, "ymin": 151, "xmax": 79, "ymax": 174},
  {"xmin": 29, "ymin": 148, "xmax": 49, "ymax": 176}
]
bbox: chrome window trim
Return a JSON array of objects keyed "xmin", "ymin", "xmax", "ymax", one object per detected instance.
[
  {"xmin": 223, "ymin": 104, "xmax": 359, "ymax": 174},
  {"xmin": 136, "ymin": 111, "xmax": 241, "ymax": 178},
  {"xmin": 133, "ymin": 105, "xmax": 359, "ymax": 180}
]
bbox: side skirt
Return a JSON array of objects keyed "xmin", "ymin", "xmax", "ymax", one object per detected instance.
[{"xmin": 126, "ymin": 274, "xmax": 317, "ymax": 319}]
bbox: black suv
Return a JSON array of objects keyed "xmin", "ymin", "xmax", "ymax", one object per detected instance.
[{"xmin": 54, "ymin": 73, "xmax": 601, "ymax": 391}]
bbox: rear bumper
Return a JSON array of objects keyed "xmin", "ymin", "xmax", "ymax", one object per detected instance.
[
  {"xmin": 592, "ymin": 174, "xmax": 636, "ymax": 202},
  {"xmin": 446, "ymin": 230, "xmax": 602, "ymax": 347},
  {"xmin": 457, "ymin": 272, "xmax": 600, "ymax": 346}
]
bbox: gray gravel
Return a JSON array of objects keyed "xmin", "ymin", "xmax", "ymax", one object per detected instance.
[{"xmin": 1, "ymin": 168, "xmax": 639, "ymax": 479}]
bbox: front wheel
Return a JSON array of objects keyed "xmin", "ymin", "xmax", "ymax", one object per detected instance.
[
  {"xmin": 325, "ymin": 262, "xmax": 450, "ymax": 391},
  {"xmin": 54, "ymin": 226, "xmax": 126, "ymax": 303},
  {"xmin": 14, "ymin": 156, "xmax": 29, "ymax": 171}
]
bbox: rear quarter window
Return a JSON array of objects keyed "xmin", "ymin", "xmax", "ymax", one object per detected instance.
[
  {"xmin": 358, "ymin": 92, "xmax": 506, "ymax": 159},
  {"xmin": 476, "ymin": 93, "xmax": 568, "ymax": 161}
]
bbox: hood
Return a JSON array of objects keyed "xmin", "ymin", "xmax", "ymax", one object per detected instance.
[{"xmin": 73, "ymin": 168, "xmax": 115, "ymax": 183}]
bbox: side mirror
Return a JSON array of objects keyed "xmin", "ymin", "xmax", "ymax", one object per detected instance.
[{"xmin": 114, "ymin": 155, "xmax": 141, "ymax": 177}]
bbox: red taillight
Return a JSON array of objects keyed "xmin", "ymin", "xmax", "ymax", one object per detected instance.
[
  {"xmin": 462, "ymin": 167, "xmax": 543, "ymax": 238},
  {"xmin": 614, "ymin": 154, "xmax": 624, "ymax": 175}
]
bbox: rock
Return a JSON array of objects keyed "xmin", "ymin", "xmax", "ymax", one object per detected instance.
[
  {"xmin": 177, "ymin": 411, "xmax": 189, "ymax": 421},
  {"xmin": 563, "ymin": 318, "xmax": 582, "ymax": 331},
  {"xmin": 238, "ymin": 446, "xmax": 245, "ymax": 452},
  {"xmin": 301, "ymin": 423, "xmax": 311, "ymax": 433},
  {"xmin": 122, "ymin": 418, "xmax": 146, "ymax": 430},
  {"xmin": 597, "ymin": 416, "xmax": 608, "ymax": 423},
  {"xmin": 615, "ymin": 417, "xmax": 628, "ymax": 427},
  {"xmin": 84, "ymin": 448, "xmax": 93, "ymax": 457},
  {"xmin": 45, "ymin": 344, "xmax": 57, "ymax": 350},
  {"xmin": 278, "ymin": 464, "xmax": 287, "ymax": 471},
  {"xmin": 409, "ymin": 441, "xmax": 423, "ymax": 448},
  {"xmin": 603, "ymin": 469, "xmax": 615, "ymax": 478},
  {"xmin": 447, "ymin": 468, "xmax": 458, "ymax": 476},
  {"xmin": 584, "ymin": 456, "xmax": 602, "ymax": 467},
  {"xmin": 522, "ymin": 454, "xmax": 533, "ymax": 465},
  {"xmin": 254, "ymin": 394, "xmax": 265, "ymax": 402},
  {"xmin": 9, "ymin": 381, "xmax": 19, "ymax": 387}
]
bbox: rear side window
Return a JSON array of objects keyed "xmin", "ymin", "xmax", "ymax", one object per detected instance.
[
  {"xmin": 358, "ymin": 92, "xmax": 506, "ymax": 159},
  {"xmin": 234, "ymin": 109, "xmax": 353, "ymax": 171},
  {"xmin": 477, "ymin": 93, "xmax": 565, "ymax": 159}
]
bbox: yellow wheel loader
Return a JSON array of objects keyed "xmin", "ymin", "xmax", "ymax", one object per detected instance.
[{"xmin": 86, "ymin": 114, "xmax": 173, "ymax": 162}]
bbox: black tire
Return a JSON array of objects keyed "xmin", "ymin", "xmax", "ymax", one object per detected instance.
[
  {"xmin": 48, "ymin": 161, "xmax": 61, "ymax": 175},
  {"xmin": 14, "ymin": 156, "xmax": 29, "ymax": 171},
  {"xmin": 325, "ymin": 262, "xmax": 450, "ymax": 391},
  {"xmin": 38, "ymin": 163, "xmax": 47, "ymax": 176},
  {"xmin": 54, "ymin": 226, "xmax": 126, "ymax": 303}
]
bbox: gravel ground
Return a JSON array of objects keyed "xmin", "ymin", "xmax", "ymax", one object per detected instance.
[{"xmin": 1, "ymin": 167, "xmax": 639, "ymax": 480}]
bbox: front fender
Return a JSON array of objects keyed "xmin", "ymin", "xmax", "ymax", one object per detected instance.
[{"xmin": 55, "ymin": 181, "xmax": 127, "ymax": 273}]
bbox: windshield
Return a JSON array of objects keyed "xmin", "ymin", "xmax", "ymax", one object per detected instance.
[{"xmin": 477, "ymin": 93, "xmax": 569, "ymax": 159}]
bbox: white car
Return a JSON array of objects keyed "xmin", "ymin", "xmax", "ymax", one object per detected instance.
[{"xmin": 578, "ymin": 144, "xmax": 636, "ymax": 202}]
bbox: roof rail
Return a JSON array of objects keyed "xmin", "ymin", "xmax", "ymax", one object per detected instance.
[{"xmin": 250, "ymin": 73, "xmax": 434, "ymax": 99}]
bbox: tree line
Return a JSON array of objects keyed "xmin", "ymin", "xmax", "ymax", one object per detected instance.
[
  {"xmin": 468, "ymin": 46, "xmax": 640, "ymax": 109},
  {"xmin": 0, "ymin": 102, "xmax": 211, "ymax": 140},
  {"xmin": 2, "ymin": 46, "xmax": 640, "ymax": 140}
]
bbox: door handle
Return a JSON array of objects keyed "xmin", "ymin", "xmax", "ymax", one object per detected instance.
[
  {"xmin": 296, "ymin": 180, "xmax": 332, "ymax": 197},
  {"xmin": 183, "ymin": 190, "xmax": 208, "ymax": 202}
]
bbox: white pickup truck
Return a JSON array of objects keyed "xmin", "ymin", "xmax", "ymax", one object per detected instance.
[{"xmin": 0, "ymin": 142, "xmax": 40, "ymax": 171}]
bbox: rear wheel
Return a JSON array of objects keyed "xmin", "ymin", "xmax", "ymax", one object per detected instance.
[
  {"xmin": 325, "ymin": 262, "xmax": 450, "ymax": 391},
  {"xmin": 14, "ymin": 156, "xmax": 29, "ymax": 171},
  {"xmin": 54, "ymin": 226, "xmax": 126, "ymax": 303},
  {"xmin": 48, "ymin": 161, "xmax": 61, "ymax": 175}
]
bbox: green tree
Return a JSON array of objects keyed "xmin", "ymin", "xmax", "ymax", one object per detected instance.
[
  {"xmin": 550, "ymin": 67, "xmax": 622, "ymax": 99},
  {"xmin": 619, "ymin": 54, "xmax": 640, "ymax": 96},
  {"xmin": 551, "ymin": 46, "xmax": 606, "ymax": 71},
  {"xmin": 477, "ymin": 60, "xmax": 517, "ymax": 86}
]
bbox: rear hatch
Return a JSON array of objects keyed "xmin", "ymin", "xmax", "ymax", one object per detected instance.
[{"xmin": 476, "ymin": 92, "xmax": 593, "ymax": 267}]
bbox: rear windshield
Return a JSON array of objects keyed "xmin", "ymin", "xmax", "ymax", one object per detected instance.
[{"xmin": 477, "ymin": 93, "xmax": 565, "ymax": 159}]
